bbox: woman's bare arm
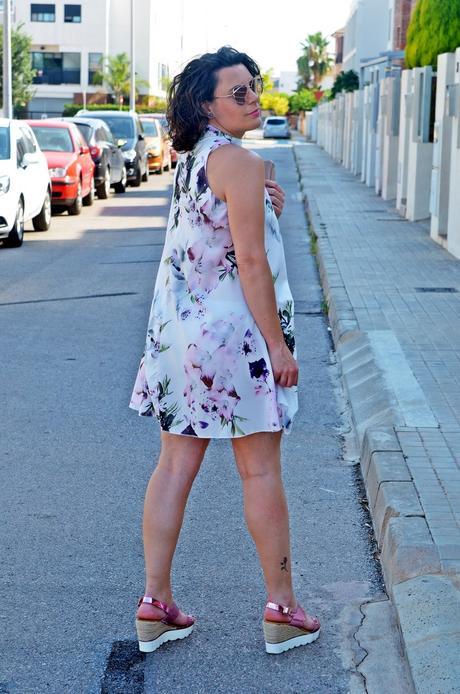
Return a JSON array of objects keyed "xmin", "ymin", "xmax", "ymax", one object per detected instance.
[{"xmin": 207, "ymin": 145, "xmax": 297, "ymax": 387}]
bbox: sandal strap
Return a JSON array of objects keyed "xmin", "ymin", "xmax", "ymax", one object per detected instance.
[
  {"xmin": 265, "ymin": 601, "xmax": 316, "ymax": 630},
  {"xmin": 138, "ymin": 596, "xmax": 180, "ymax": 623},
  {"xmin": 266, "ymin": 600, "xmax": 292, "ymax": 615}
]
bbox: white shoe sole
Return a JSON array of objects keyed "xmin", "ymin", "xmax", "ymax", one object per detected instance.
[
  {"xmin": 265, "ymin": 627, "xmax": 321, "ymax": 654},
  {"xmin": 138, "ymin": 624, "xmax": 194, "ymax": 653}
]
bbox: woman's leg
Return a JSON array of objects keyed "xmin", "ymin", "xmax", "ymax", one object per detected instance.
[
  {"xmin": 232, "ymin": 431, "xmax": 318, "ymax": 628},
  {"xmin": 137, "ymin": 431, "xmax": 209, "ymax": 624}
]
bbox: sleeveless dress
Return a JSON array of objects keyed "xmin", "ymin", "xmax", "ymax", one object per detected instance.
[{"xmin": 129, "ymin": 124, "xmax": 298, "ymax": 438}]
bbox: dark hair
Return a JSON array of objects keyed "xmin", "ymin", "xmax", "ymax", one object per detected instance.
[{"xmin": 166, "ymin": 46, "xmax": 260, "ymax": 152}]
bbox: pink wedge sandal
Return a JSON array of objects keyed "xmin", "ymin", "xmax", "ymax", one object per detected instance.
[
  {"xmin": 135, "ymin": 596, "xmax": 195, "ymax": 653},
  {"xmin": 263, "ymin": 600, "xmax": 321, "ymax": 654}
]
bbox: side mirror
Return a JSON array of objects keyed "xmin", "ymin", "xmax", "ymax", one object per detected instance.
[
  {"xmin": 80, "ymin": 145, "xmax": 90, "ymax": 154},
  {"xmin": 138, "ymin": 133, "xmax": 144, "ymax": 141},
  {"xmin": 21, "ymin": 152, "xmax": 36, "ymax": 168}
]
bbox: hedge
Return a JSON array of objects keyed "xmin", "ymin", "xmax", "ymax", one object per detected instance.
[{"xmin": 406, "ymin": 0, "xmax": 460, "ymax": 68}]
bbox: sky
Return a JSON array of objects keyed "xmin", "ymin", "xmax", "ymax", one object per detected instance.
[{"xmin": 179, "ymin": 0, "xmax": 352, "ymax": 75}]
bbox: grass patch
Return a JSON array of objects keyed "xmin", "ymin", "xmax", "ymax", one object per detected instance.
[{"xmin": 321, "ymin": 298, "xmax": 329, "ymax": 315}]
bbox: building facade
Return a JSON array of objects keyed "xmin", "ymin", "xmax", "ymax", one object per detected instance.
[
  {"xmin": 3, "ymin": 0, "xmax": 179, "ymax": 115},
  {"xmin": 342, "ymin": 0, "xmax": 391, "ymax": 73},
  {"xmin": 388, "ymin": 0, "xmax": 416, "ymax": 52}
]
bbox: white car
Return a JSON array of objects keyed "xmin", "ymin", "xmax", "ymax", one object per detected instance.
[
  {"xmin": 0, "ymin": 118, "xmax": 52, "ymax": 248},
  {"xmin": 263, "ymin": 116, "xmax": 291, "ymax": 139}
]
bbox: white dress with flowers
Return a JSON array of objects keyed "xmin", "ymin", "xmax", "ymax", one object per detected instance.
[{"xmin": 129, "ymin": 125, "xmax": 298, "ymax": 438}]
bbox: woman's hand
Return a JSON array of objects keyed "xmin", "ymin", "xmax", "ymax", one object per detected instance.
[
  {"xmin": 265, "ymin": 180, "xmax": 286, "ymax": 218},
  {"xmin": 267, "ymin": 340, "xmax": 298, "ymax": 388}
]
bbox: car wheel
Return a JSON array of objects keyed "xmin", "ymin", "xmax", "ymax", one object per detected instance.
[
  {"xmin": 97, "ymin": 167, "xmax": 111, "ymax": 199},
  {"xmin": 83, "ymin": 178, "xmax": 95, "ymax": 206},
  {"xmin": 131, "ymin": 164, "xmax": 142, "ymax": 187},
  {"xmin": 68, "ymin": 180, "xmax": 83, "ymax": 215},
  {"xmin": 113, "ymin": 166, "xmax": 127, "ymax": 194},
  {"xmin": 5, "ymin": 199, "xmax": 25, "ymax": 247},
  {"xmin": 32, "ymin": 189, "xmax": 52, "ymax": 231}
]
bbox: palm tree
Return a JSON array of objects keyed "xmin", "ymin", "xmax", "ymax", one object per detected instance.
[
  {"xmin": 297, "ymin": 33, "xmax": 333, "ymax": 89},
  {"xmin": 96, "ymin": 52, "xmax": 149, "ymax": 107}
]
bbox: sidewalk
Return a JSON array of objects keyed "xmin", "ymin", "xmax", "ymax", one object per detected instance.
[{"xmin": 294, "ymin": 142, "xmax": 460, "ymax": 694}]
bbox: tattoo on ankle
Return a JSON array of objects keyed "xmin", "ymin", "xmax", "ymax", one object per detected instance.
[{"xmin": 280, "ymin": 556, "xmax": 288, "ymax": 572}]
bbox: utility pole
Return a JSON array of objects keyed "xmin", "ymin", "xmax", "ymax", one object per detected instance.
[
  {"xmin": 2, "ymin": 0, "xmax": 13, "ymax": 118},
  {"xmin": 129, "ymin": 0, "xmax": 135, "ymax": 111}
]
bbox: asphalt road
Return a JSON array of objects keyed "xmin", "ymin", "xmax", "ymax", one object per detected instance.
[{"xmin": 0, "ymin": 134, "xmax": 386, "ymax": 693}]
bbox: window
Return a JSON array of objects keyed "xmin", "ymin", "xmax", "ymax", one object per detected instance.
[
  {"xmin": 19, "ymin": 126, "xmax": 37, "ymax": 153},
  {"xmin": 31, "ymin": 51, "xmax": 80, "ymax": 84},
  {"xmin": 88, "ymin": 52, "xmax": 103, "ymax": 85},
  {"xmin": 31, "ymin": 3, "xmax": 55, "ymax": 21},
  {"xmin": 64, "ymin": 4, "xmax": 81, "ymax": 22},
  {"xmin": 96, "ymin": 116, "xmax": 135, "ymax": 140},
  {"xmin": 16, "ymin": 136, "xmax": 26, "ymax": 167},
  {"xmin": 0, "ymin": 126, "xmax": 11, "ymax": 161},
  {"xmin": 30, "ymin": 126, "xmax": 73, "ymax": 153},
  {"xmin": 140, "ymin": 119, "xmax": 158, "ymax": 137}
]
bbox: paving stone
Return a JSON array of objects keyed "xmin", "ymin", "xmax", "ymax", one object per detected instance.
[{"xmin": 393, "ymin": 575, "xmax": 460, "ymax": 694}]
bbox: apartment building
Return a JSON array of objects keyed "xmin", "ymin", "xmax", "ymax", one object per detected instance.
[
  {"xmin": 342, "ymin": 0, "xmax": 391, "ymax": 72},
  {"xmin": 5, "ymin": 0, "xmax": 179, "ymax": 115}
]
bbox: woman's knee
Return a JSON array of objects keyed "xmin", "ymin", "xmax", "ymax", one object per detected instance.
[{"xmin": 157, "ymin": 433, "xmax": 209, "ymax": 481}]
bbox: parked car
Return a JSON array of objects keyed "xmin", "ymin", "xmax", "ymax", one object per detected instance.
[
  {"xmin": 0, "ymin": 118, "xmax": 51, "ymax": 248},
  {"xmin": 27, "ymin": 120, "xmax": 95, "ymax": 215},
  {"xmin": 76, "ymin": 110, "xmax": 148, "ymax": 187},
  {"xmin": 139, "ymin": 116, "xmax": 171, "ymax": 174},
  {"xmin": 148, "ymin": 113, "xmax": 178, "ymax": 167},
  {"xmin": 263, "ymin": 116, "xmax": 291, "ymax": 139},
  {"xmin": 56, "ymin": 117, "xmax": 127, "ymax": 198}
]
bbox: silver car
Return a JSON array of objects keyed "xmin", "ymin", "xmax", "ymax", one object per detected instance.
[{"xmin": 263, "ymin": 116, "xmax": 291, "ymax": 139}]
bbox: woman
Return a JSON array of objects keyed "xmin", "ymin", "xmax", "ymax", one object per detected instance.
[{"xmin": 130, "ymin": 46, "xmax": 321, "ymax": 655}]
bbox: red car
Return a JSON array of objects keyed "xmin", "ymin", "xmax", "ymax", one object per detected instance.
[{"xmin": 27, "ymin": 120, "xmax": 95, "ymax": 215}]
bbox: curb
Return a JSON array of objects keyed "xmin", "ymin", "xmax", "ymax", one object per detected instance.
[{"xmin": 293, "ymin": 144, "xmax": 460, "ymax": 693}]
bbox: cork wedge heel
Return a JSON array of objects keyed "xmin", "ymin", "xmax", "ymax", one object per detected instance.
[
  {"xmin": 263, "ymin": 601, "xmax": 321, "ymax": 654},
  {"xmin": 135, "ymin": 596, "xmax": 195, "ymax": 653}
]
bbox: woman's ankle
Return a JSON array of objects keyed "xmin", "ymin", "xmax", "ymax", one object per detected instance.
[
  {"xmin": 143, "ymin": 587, "xmax": 173, "ymax": 604},
  {"xmin": 266, "ymin": 592, "xmax": 296, "ymax": 609}
]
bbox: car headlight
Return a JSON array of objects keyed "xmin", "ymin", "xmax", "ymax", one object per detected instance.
[
  {"xmin": 0, "ymin": 175, "xmax": 10, "ymax": 194},
  {"xmin": 49, "ymin": 167, "xmax": 67, "ymax": 177},
  {"xmin": 123, "ymin": 149, "xmax": 137, "ymax": 161},
  {"xmin": 148, "ymin": 146, "xmax": 161, "ymax": 155}
]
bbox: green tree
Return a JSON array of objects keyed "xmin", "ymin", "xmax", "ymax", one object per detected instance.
[
  {"xmin": 97, "ymin": 52, "xmax": 149, "ymax": 106},
  {"xmin": 289, "ymin": 89, "xmax": 317, "ymax": 113},
  {"xmin": 297, "ymin": 32, "xmax": 333, "ymax": 89},
  {"xmin": 0, "ymin": 23, "xmax": 36, "ymax": 113},
  {"xmin": 406, "ymin": 0, "xmax": 460, "ymax": 68},
  {"xmin": 260, "ymin": 92, "xmax": 289, "ymax": 115},
  {"xmin": 330, "ymin": 70, "xmax": 359, "ymax": 99}
]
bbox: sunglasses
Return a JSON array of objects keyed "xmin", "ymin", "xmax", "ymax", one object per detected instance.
[{"xmin": 214, "ymin": 75, "xmax": 264, "ymax": 106}]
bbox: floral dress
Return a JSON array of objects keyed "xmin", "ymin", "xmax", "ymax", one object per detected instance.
[{"xmin": 129, "ymin": 124, "xmax": 298, "ymax": 438}]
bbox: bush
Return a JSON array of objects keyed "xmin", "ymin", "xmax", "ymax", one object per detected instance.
[
  {"xmin": 63, "ymin": 100, "xmax": 167, "ymax": 117},
  {"xmin": 289, "ymin": 89, "xmax": 317, "ymax": 113},
  {"xmin": 406, "ymin": 0, "xmax": 460, "ymax": 68},
  {"xmin": 330, "ymin": 70, "xmax": 359, "ymax": 99},
  {"xmin": 260, "ymin": 92, "xmax": 289, "ymax": 115}
]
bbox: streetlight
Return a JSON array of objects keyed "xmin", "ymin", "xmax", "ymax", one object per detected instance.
[
  {"xmin": 2, "ymin": 0, "xmax": 13, "ymax": 118},
  {"xmin": 130, "ymin": 0, "xmax": 135, "ymax": 111}
]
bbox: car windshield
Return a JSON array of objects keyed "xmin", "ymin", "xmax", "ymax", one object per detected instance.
[
  {"xmin": 141, "ymin": 119, "xmax": 158, "ymax": 136},
  {"xmin": 31, "ymin": 126, "xmax": 74, "ymax": 152},
  {"xmin": 0, "ymin": 126, "xmax": 10, "ymax": 159},
  {"xmin": 95, "ymin": 116, "xmax": 134, "ymax": 140},
  {"xmin": 75, "ymin": 123, "xmax": 92, "ymax": 143},
  {"xmin": 267, "ymin": 118, "xmax": 286, "ymax": 126}
]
